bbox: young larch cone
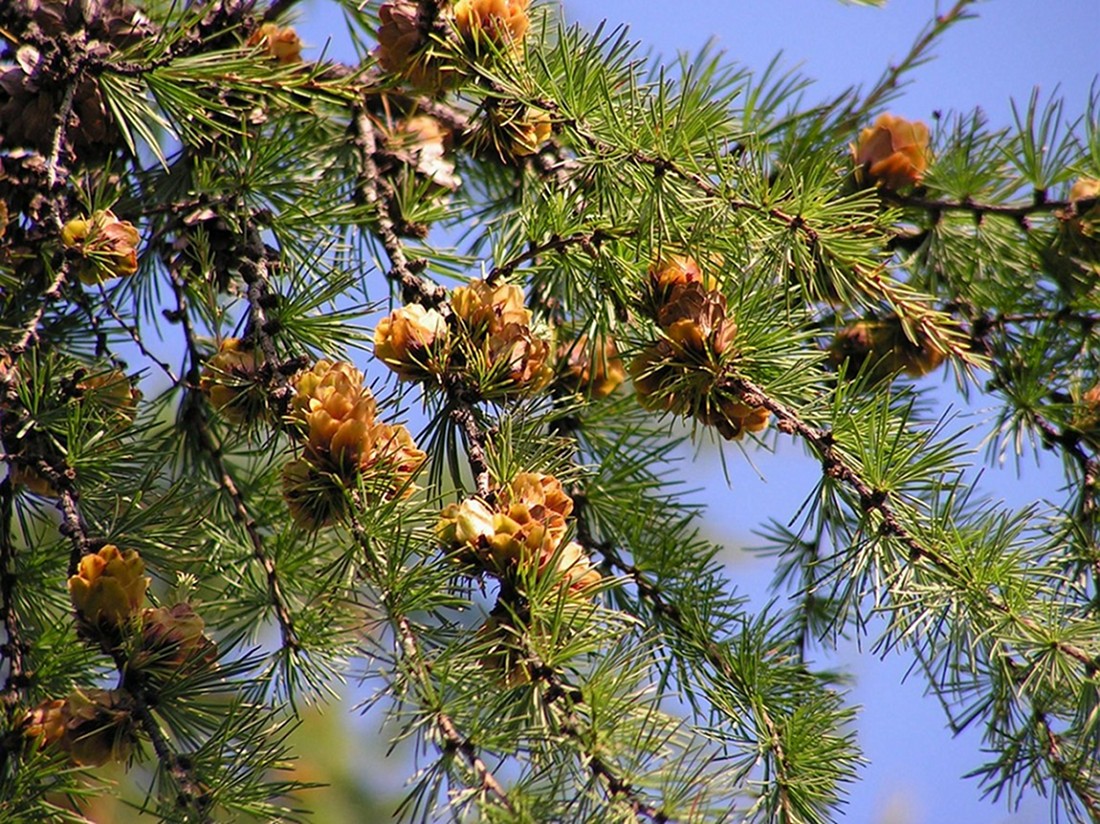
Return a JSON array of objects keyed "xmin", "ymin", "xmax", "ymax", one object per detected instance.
[
  {"xmin": 540, "ymin": 540, "xmax": 601, "ymax": 596},
  {"xmin": 374, "ymin": 304, "xmax": 449, "ymax": 379},
  {"xmin": 853, "ymin": 114, "xmax": 930, "ymax": 190},
  {"xmin": 453, "ymin": 0, "xmax": 530, "ymax": 50},
  {"xmin": 451, "ymin": 279, "xmax": 531, "ymax": 339},
  {"xmin": 284, "ymin": 360, "xmax": 426, "ymax": 528},
  {"xmin": 248, "ymin": 23, "xmax": 303, "ymax": 63},
  {"xmin": 556, "ymin": 335, "xmax": 625, "ymax": 398},
  {"xmin": 60, "ymin": 209, "xmax": 141, "ymax": 284},
  {"xmin": 78, "ymin": 369, "xmax": 141, "ymax": 428},
  {"xmin": 290, "ymin": 360, "xmax": 375, "ymax": 430},
  {"xmin": 68, "ymin": 545, "xmax": 149, "ymax": 629},
  {"xmin": 199, "ymin": 338, "xmax": 265, "ymax": 424},
  {"xmin": 487, "ymin": 322, "xmax": 553, "ymax": 391}
]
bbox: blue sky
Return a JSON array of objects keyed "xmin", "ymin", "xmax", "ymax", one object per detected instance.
[{"xmin": 290, "ymin": 1, "xmax": 1100, "ymax": 821}]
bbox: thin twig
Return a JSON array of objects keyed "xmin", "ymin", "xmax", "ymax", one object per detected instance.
[
  {"xmin": 485, "ymin": 228, "xmax": 627, "ymax": 286},
  {"xmin": 532, "ymin": 659, "xmax": 669, "ymax": 822},
  {"xmin": 131, "ymin": 698, "xmax": 212, "ymax": 821},
  {"xmin": 572, "ymin": 497, "xmax": 796, "ymax": 823}
]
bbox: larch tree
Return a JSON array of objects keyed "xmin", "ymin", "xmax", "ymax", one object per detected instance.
[{"xmin": 0, "ymin": 0, "xmax": 1098, "ymax": 822}]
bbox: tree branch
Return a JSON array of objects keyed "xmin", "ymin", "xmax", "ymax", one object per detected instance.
[{"xmin": 351, "ymin": 102, "xmax": 448, "ymax": 307}]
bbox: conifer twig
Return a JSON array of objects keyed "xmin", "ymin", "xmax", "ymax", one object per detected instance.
[
  {"xmin": 485, "ymin": 228, "xmax": 629, "ymax": 286},
  {"xmin": 347, "ymin": 510, "xmax": 515, "ymax": 812},
  {"xmin": 0, "ymin": 477, "xmax": 27, "ymax": 704},
  {"xmin": 531, "ymin": 660, "xmax": 670, "ymax": 822},
  {"xmin": 167, "ymin": 268, "xmax": 301, "ymax": 653},
  {"xmin": 726, "ymin": 375, "xmax": 1099, "ymax": 673},
  {"xmin": 130, "ymin": 696, "xmax": 212, "ymax": 822},
  {"xmin": 572, "ymin": 496, "xmax": 797, "ymax": 822},
  {"xmin": 352, "ymin": 103, "xmax": 448, "ymax": 307}
]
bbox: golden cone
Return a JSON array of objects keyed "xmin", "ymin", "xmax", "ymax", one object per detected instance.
[
  {"xmin": 68, "ymin": 545, "xmax": 149, "ymax": 629},
  {"xmin": 853, "ymin": 114, "xmax": 930, "ymax": 190},
  {"xmin": 60, "ymin": 209, "xmax": 141, "ymax": 284}
]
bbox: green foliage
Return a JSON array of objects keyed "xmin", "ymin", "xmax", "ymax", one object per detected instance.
[{"xmin": 0, "ymin": 0, "xmax": 1098, "ymax": 822}]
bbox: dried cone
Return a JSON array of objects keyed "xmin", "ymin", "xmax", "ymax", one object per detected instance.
[
  {"xmin": 657, "ymin": 282, "xmax": 736, "ymax": 358},
  {"xmin": 375, "ymin": 2, "xmax": 455, "ymax": 91},
  {"xmin": 60, "ymin": 209, "xmax": 141, "ymax": 284},
  {"xmin": 199, "ymin": 338, "xmax": 265, "ymax": 424},
  {"xmin": 453, "ymin": 0, "xmax": 530, "ymax": 50},
  {"xmin": 23, "ymin": 698, "xmax": 68, "ymax": 749},
  {"xmin": 135, "ymin": 603, "xmax": 217, "ymax": 672},
  {"xmin": 853, "ymin": 114, "xmax": 930, "ymax": 190},
  {"xmin": 698, "ymin": 397, "xmax": 770, "ymax": 441},
  {"xmin": 248, "ymin": 23, "xmax": 303, "ymax": 63},
  {"xmin": 1052, "ymin": 178, "xmax": 1100, "ymax": 279},
  {"xmin": 374, "ymin": 304, "xmax": 449, "ymax": 379},
  {"xmin": 557, "ymin": 335, "xmax": 625, "ymax": 398},
  {"xmin": 829, "ymin": 316, "xmax": 946, "ymax": 380},
  {"xmin": 24, "ymin": 690, "xmax": 137, "ymax": 767},
  {"xmin": 68, "ymin": 545, "xmax": 149, "ymax": 630}
]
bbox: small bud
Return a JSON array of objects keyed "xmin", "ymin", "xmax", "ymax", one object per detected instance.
[
  {"xmin": 451, "ymin": 279, "xmax": 531, "ymax": 340},
  {"xmin": 68, "ymin": 545, "xmax": 149, "ymax": 629},
  {"xmin": 853, "ymin": 114, "xmax": 930, "ymax": 190}
]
